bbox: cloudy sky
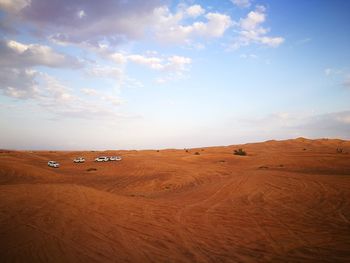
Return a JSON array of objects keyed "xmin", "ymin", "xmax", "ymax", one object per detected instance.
[{"xmin": 0, "ymin": 0, "xmax": 349, "ymax": 150}]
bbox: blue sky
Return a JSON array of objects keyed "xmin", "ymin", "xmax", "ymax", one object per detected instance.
[{"xmin": 0, "ymin": 0, "xmax": 349, "ymax": 150}]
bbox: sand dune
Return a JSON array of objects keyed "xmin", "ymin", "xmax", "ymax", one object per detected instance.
[{"xmin": 1, "ymin": 138, "xmax": 350, "ymax": 262}]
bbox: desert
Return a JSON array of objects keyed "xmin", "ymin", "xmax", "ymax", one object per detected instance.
[
  {"xmin": 1, "ymin": 1, "xmax": 350, "ymax": 262},
  {"xmin": 0, "ymin": 138, "xmax": 350, "ymax": 262}
]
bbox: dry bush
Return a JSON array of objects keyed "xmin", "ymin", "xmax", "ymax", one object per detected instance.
[{"xmin": 234, "ymin": 148, "xmax": 247, "ymax": 156}]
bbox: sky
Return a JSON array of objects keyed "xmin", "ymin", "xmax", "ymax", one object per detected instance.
[{"xmin": 0, "ymin": 0, "xmax": 350, "ymax": 150}]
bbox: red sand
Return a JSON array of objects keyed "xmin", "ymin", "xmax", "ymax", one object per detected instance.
[{"xmin": 1, "ymin": 138, "xmax": 350, "ymax": 262}]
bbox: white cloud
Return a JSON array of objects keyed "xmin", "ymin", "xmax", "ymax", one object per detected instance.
[
  {"xmin": 127, "ymin": 54, "xmax": 164, "ymax": 70},
  {"xmin": 204, "ymin": 13, "xmax": 233, "ymax": 37},
  {"xmin": 236, "ymin": 111, "xmax": 350, "ymax": 140},
  {"xmin": 81, "ymin": 88, "xmax": 122, "ymax": 106},
  {"xmin": 125, "ymin": 53, "xmax": 191, "ymax": 86},
  {"xmin": 127, "ymin": 54, "xmax": 192, "ymax": 72},
  {"xmin": 0, "ymin": 68, "xmax": 39, "ymax": 99},
  {"xmin": 0, "ymin": 40, "xmax": 81, "ymax": 68},
  {"xmin": 0, "ymin": 39, "xmax": 83, "ymax": 106},
  {"xmin": 91, "ymin": 40, "xmax": 193, "ymax": 84},
  {"xmin": 231, "ymin": 0, "xmax": 251, "ymax": 8},
  {"xmin": 36, "ymin": 74, "xmax": 78, "ymax": 109},
  {"xmin": 0, "ymin": 0, "xmax": 30, "ymax": 13},
  {"xmin": 77, "ymin": 10, "xmax": 86, "ymax": 19},
  {"xmin": 44, "ymin": 99, "xmax": 126, "ymax": 120},
  {"xmin": 85, "ymin": 54, "xmax": 190, "ymax": 85},
  {"xmin": 110, "ymin": 52, "xmax": 127, "ymax": 64},
  {"xmin": 186, "ymin": 5, "xmax": 205, "ymax": 17},
  {"xmin": 240, "ymin": 6, "xmax": 266, "ymax": 30},
  {"xmin": 0, "ymin": 1, "xmax": 228, "ymax": 48},
  {"xmin": 0, "ymin": 39, "xmax": 113, "ymax": 120},
  {"xmin": 1, "ymin": 0, "xmax": 281, "ymax": 53},
  {"xmin": 87, "ymin": 66, "xmax": 124, "ymax": 80},
  {"xmin": 81, "ymin": 88, "xmax": 99, "ymax": 96},
  {"xmin": 165, "ymin": 55, "xmax": 191, "ymax": 71},
  {"xmin": 0, "ymin": 69, "xmax": 74, "ymax": 104},
  {"xmin": 0, "ymin": 41, "xmax": 121, "ymax": 118},
  {"xmin": 324, "ymin": 68, "xmax": 350, "ymax": 89},
  {"xmin": 230, "ymin": 5, "xmax": 284, "ymax": 49},
  {"xmin": 9, "ymin": 48, "xmax": 131, "ymax": 129},
  {"xmin": 106, "ymin": 52, "xmax": 192, "ymax": 75},
  {"xmin": 324, "ymin": 68, "xmax": 343, "ymax": 77},
  {"xmin": 0, "ymin": 67, "xmax": 125, "ymax": 119},
  {"xmin": 240, "ymin": 53, "xmax": 257, "ymax": 59},
  {"xmin": 101, "ymin": 95, "xmax": 123, "ymax": 106},
  {"xmin": 335, "ymin": 113, "xmax": 350, "ymax": 124},
  {"xmin": 153, "ymin": 6, "xmax": 232, "ymax": 44},
  {"xmin": 259, "ymin": 36, "xmax": 284, "ymax": 47},
  {"xmin": 2, "ymin": 0, "xmax": 163, "ymax": 47}
]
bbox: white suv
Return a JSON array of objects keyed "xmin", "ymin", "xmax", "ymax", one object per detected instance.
[
  {"xmin": 48, "ymin": 161, "xmax": 60, "ymax": 168},
  {"xmin": 109, "ymin": 156, "xmax": 122, "ymax": 161},
  {"xmin": 73, "ymin": 157, "xmax": 85, "ymax": 163},
  {"xmin": 95, "ymin": 156, "xmax": 109, "ymax": 162}
]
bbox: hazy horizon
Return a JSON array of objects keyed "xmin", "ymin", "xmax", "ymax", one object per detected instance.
[
  {"xmin": 0, "ymin": 136, "xmax": 348, "ymax": 151},
  {"xmin": 1, "ymin": 0, "xmax": 350, "ymax": 150}
]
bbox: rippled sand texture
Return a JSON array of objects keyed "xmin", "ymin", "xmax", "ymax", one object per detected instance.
[{"xmin": 1, "ymin": 138, "xmax": 350, "ymax": 262}]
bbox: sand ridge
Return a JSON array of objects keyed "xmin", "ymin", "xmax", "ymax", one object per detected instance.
[{"xmin": 0, "ymin": 138, "xmax": 350, "ymax": 262}]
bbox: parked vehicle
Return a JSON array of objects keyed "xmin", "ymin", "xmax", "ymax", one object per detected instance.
[
  {"xmin": 48, "ymin": 161, "xmax": 60, "ymax": 168},
  {"xmin": 109, "ymin": 156, "xmax": 122, "ymax": 161},
  {"xmin": 95, "ymin": 156, "xmax": 109, "ymax": 162},
  {"xmin": 73, "ymin": 157, "xmax": 85, "ymax": 163}
]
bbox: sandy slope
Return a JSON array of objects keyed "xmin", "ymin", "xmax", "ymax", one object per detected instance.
[{"xmin": 0, "ymin": 138, "xmax": 350, "ymax": 262}]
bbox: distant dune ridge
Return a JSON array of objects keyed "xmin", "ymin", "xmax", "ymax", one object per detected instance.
[{"xmin": 0, "ymin": 138, "xmax": 350, "ymax": 262}]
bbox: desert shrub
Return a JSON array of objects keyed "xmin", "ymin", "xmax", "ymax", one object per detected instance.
[
  {"xmin": 259, "ymin": 166, "xmax": 269, "ymax": 169},
  {"xmin": 185, "ymin": 149, "xmax": 189, "ymax": 153},
  {"xmin": 233, "ymin": 148, "xmax": 247, "ymax": 156},
  {"xmin": 156, "ymin": 150, "xmax": 160, "ymax": 152},
  {"xmin": 87, "ymin": 168, "xmax": 97, "ymax": 172},
  {"xmin": 194, "ymin": 152, "xmax": 200, "ymax": 155},
  {"xmin": 336, "ymin": 148, "xmax": 343, "ymax": 154}
]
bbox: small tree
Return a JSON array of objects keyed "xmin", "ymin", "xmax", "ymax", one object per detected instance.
[{"xmin": 234, "ymin": 148, "xmax": 247, "ymax": 156}]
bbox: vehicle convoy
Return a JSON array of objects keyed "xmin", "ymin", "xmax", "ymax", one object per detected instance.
[
  {"xmin": 109, "ymin": 156, "xmax": 122, "ymax": 161},
  {"xmin": 73, "ymin": 157, "xmax": 85, "ymax": 163},
  {"xmin": 48, "ymin": 161, "xmax": 60, "ymax": 168},
  {"xmin": 95, "ymin": 156, "xmax": 109, "ymax": 162}
]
